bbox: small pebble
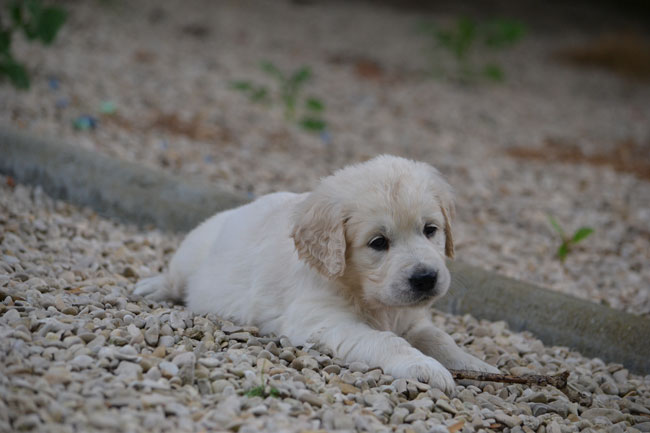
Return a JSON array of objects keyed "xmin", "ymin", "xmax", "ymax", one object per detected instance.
[{"xmin": 159, "ymin": 361, "xmax": 179, "ymax": 378}]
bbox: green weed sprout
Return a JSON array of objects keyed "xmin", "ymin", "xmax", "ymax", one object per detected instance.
[
  {"xmin": 1, "ymin": 0, "xmax": 67, "ymax": 89},
  {"xmin": 420, "ymin": 17, "xmax": 525, "ymax": 82},
  {"xmin": 548, "ymin": 216, "xmax": 594, "ymax": 262},
  {"xmin": 230, "ymin": 61, "xmax": 327, "ymax": 133},
  {"xmin": 244, "ymin": 369, "xmax": 281, "ymax": 398}
]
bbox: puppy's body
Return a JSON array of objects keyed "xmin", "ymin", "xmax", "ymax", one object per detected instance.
[{"xmin": 136, "ymin": 156, "xmax": 497, "ymax": 391}]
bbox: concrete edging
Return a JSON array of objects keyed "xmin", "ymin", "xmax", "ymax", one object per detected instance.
[
  {"xmin": 2, "ymin": 126, "xmax": 649, "ymax": 374},
  {"xmin": 0, "ymin": 127, "xmax": 248, "ymax": 232}
]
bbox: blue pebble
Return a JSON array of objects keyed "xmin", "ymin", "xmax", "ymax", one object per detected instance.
[
  {"xmin": 320, "ymin": 130, "xmax": 331, "ymax": 145},
  {"xmin": 73, "ymin": 115, "xmax": 98, "ymax": 130},
  {"xmin": 48, "ymin": 77, "xmax": 60, "ymax": 90}
]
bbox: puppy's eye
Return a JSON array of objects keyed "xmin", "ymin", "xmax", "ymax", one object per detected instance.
[
  {"xmin": 368, "ymin": 235, "xmax": 389, "ymax": 251},
  {"xmin": 423, "ymin": 224, "xmax": 438, "ymax": 238}
]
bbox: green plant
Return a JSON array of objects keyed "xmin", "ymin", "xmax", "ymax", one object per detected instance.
[
  {"xmin": 419, "ymin": 17, "xmax": 525, "ymax": 82},
  {"xmin": 231, "ymin": 61, "xmax": 327, "ymax": 133},
  {"xmin": 244, "ymin": 370, "xmax": 281, "ymax": 398},
  {"xmin": 1, "ymin": 0, "xmax": 67, "ymax": 89},
  {"xmin": 244, "ymin": 384, "xmax": 281, "ymax": 398},
  {"xmin": 548, "ymin": 216, "xmax": 594, "ymax": 262}
]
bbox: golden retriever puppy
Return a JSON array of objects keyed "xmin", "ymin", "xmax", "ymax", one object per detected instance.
[{"xmin": 135, "ymin": 155, "xmax": 498, "ymax": 392}]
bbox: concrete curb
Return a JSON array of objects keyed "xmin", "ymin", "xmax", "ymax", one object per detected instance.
[
  {"xmin": 2, "ymin": 126, "xmax": 649, "ymax": 374},
  {"xmin": 0, "ymin": 127, "xmax": 249, "ymax": 231},
  {"xmin": 439, "ymin": 262, "xmax": 650, "ymax": 374}
]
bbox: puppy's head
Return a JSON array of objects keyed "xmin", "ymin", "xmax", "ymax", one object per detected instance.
[{"xmin": 291, "ymin": 155, "xmax": 455, "ymax": 308}]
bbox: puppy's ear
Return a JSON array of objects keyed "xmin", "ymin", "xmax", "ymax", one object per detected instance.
[
  {"xmin": 291, "ymin": 193, "xmax": 346, "ymax": 278},
  {"xmin": 431, "ymin": 168, "xmax": 456, "ymax": 259},
  {"xmin": 441, "ymin": 204, "xmax": 455, "ymax": 259}
]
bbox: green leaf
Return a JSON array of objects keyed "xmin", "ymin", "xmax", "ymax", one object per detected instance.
[
  {"xmin": 483, "ymin": 63, "xmax": 504, "ymax": 81},
  {"xmin": 22, "ymin": 21, "xmax": 39, "ymax": 41},
  {"xmin": 245, "ymin": 386, "xmax": 265, "ymax": 397},
  {"xmin": 0, "ymin": 31, "xmax": 11, "ymax": 54},
  {"xmin": 269, "ymin": 387, "xmax": 280, "ymax": 398},
  {"xmin": 290, "ymin": 67, "xmax": 311, "ymax": 86},
  {"xmin": 435, "ymin": 30, "xmax": 454, "ymax": 49},
  {"xmin": 250, "ymin": 86, "xmax": 268, "ymax": 102},
  {"xmin": 548, "ymin": 215, "xmax": 565, "ymax": 237},
  {"xmin": 457, "ymin": 17, "xmax": 477, "ymax": 40},
  {"xmin": 20, "ymin": 0, "xmax": 41, "ymax": 40},
  {"xmin": 484, "ymin": 19, "xmax": 526, "ymax": 48},
  {"xmin": 9, "ymin": 1, "xmax": 24, "ymax": 26},
  {"xmin": 260, "ymin": 60, "xmax": 283, "ymax": 80},
  {"xmin": 26, "ymin": 0, "xmax": 43, "ymax": 17},
  {"xmin": 21, "ymin": 24, "xmax": 38, "ymax": 41},
  {"xmin": 571, "ymin": 227, "xmax": 594, "ymax": 244},
  {"xmin": 305, "ymin": 97, "xmax": 324, "ymax": 112},
  {"xmin": 230, "ymin": 80, "xmax": 252, "ymax": 91},
  {"xmin": 454, "ymin": 17, "xmax": 477, "ymax": 59},
  {"xmin": 36, "ymin": 6, "xmax": 67, "ymax": 44},
  {"xmin": 0, "ymin": 57, "xmax": 30, "ymax": 89},
  {"xmin": 556, "ymin": 243, "xmax": 569, "ymax": 262},
  {"xmin": 299, "ymin": 117, "xmax": 326, "ymax": 132}
]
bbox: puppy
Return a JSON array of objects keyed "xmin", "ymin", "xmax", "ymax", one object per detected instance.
[{"xmin": 135, "ymin": 155, "xmax": 498, "ymax": 392}]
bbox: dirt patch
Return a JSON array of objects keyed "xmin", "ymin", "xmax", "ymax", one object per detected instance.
[
  {"xmin": 327, "ymin": 53, "xmax": 387, "ymax": 81},
  {"xmin": 554, "ymin": 32, "xmax": 650, "ymax": 81},
  {"xmin": 507, "ymin": 138, "xmax": 650, "ymax": 180},
  {"xmin": 149, "ymin": 112, "xmax": 228, "ymax": 142},
  {"xmin": 102, "ymin": 111, "xmax": 233, "ymax": 146},
  {"xmin": 179, "ymin": 23, "xmax": 210, "ymax": 39},
  {"xmin": 132, "ymin": 50, "xmax": 157, "ymax": 64}
]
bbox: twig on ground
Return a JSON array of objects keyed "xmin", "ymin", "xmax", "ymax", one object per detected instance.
[{"xmin": 449, "ymin": 369, "xmax": 569, "ymax": 388}]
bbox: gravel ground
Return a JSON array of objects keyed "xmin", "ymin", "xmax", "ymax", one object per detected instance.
[
  {"xmin": 2, "ymin": 2, "xmax": 650, "ymax": 429},
  {"xmin": 2, "ymin": 177, "xmax": 650, "ymax": 433},
  {"xmin": 2, "ymin": 0, "xmax": 648, "ymax": 315}
]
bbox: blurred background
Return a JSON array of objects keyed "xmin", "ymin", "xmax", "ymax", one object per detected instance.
[{"xmin": 1, "ymin": 0, "xmax": 649, "ymax": 315}]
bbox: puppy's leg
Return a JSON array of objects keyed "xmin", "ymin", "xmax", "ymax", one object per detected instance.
[
  {"xmin": 314, "ymin": 320, "xmax": 456, "ymax": 393},
  {"xmin": 134, "ymin": 274, "xmax": 184, "ymax": 303},
  {"xmin": 405, "ymin": 319, "xmax": 499, "ymax": 373},
  {"xmin": 135, "ymin": 210, "xmax": 236, "ymax": 303}
]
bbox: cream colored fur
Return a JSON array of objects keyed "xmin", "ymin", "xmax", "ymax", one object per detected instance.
[{"xmin": 135, "ymin": 155, "xmax": 498, "ymax": 392}]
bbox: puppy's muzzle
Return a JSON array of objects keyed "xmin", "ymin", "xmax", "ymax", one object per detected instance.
[{"xmin": 408, "ymin": 268, "xmax": 438, "ymax": 294}]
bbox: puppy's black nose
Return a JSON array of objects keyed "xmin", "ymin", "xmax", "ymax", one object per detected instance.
[{"xmin": 409, "ymin": 269, "xmax": 438, "ymax": 293}]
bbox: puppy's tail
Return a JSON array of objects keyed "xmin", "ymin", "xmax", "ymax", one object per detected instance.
[{"xmin": 134, "ymin": 274, "xmax": 184, "ymax": 303}]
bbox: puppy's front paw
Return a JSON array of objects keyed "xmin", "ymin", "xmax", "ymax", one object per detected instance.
[
  {"xmin": 473, "ymin": 360, "xmax": 500, "ymax": 374},
  {"xmin": 452, "ymin": 353, "xmax": 500, "ymax": 374},
  {"xmin": 392, "ymin": 355, "xmax": 455, "ymax": 393}
]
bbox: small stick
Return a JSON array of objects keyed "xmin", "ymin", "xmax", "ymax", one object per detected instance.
[{"xmin": 450, "ymin": 369, "xmax": 569, "ymax": 389}]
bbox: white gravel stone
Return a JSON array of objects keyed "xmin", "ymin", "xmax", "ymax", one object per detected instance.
[
  {"xmin": 198, "ymin": 357, "xmax": 221, "ymax": 368},
  {"xmin": 159, "ymin": 336, "xmax": 175, "ymax": 347},
  {"xmin": 169, "ymin": 311, "xmax": 186, "ymax": 330},
  {"xmin": 349, "ymin": 361, "xmax": 369, "ymax": 373},
  {"xmin": 297, "ymin": 390, "xmax": 325, "ymax": 407},
  {"xmin": 1, "ymin": 309, "xmax": 21, "ymax": 325},
  {"xmin": 115, "ymin": 361, "xmax": 142, "ymax": 379},
  {"xmin": 159, "ymin": 361, "xmax": 179, "ymax": 378},
  {"xmin": 70, "ymin": 355, "xmax": 94, "ymax": 370},
  {"xmin": 581, "ymin": 408, "xmax": 626, "ymax": 424},
  {"xmin": 172, "ymin": 352, "xmax": 196, "ymax": 368},
  {"xmin": 144, "ymin": 366, "xmax": 161, "ymax": 381}
]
